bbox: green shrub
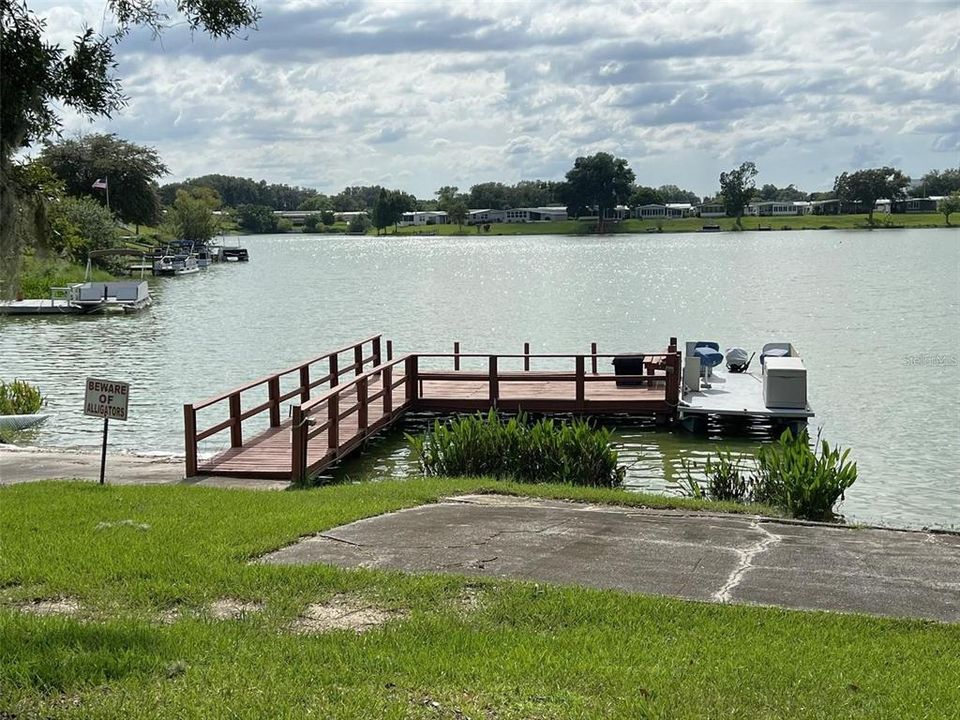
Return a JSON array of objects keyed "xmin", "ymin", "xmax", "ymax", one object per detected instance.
[
  {"xmin": 753, "ymin": 429, "xmax": 857, "ymax": 521},
  {"xmin": 407, "ymin": 410, "xmax": 625, "ymax": 487},
  {"xmin": 0, "ymin": 379, "xmax": 45, "ymax": 415},
  {"xmin": 679, "ymin": 429, "xmax": 857, "ymax": 521}
]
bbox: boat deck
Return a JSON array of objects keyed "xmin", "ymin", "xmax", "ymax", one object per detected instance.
[
  {"xmin": 0, "ymin": 299, "xmax": 84, "ymax": 315},
  {"xmin": 680, "ymin": 369, "xmax": 813, "ymax": 418}
]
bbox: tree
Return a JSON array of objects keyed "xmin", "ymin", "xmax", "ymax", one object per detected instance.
[
  {"xmin": 371, "ymin": 189, "xmax": 394, "ymax": 235},
  {"xmin": 235, "ymin": 204, "xmax": 278, "ymax": 234},
  {"xmin": 656, "ymin": 184, "xmax": 700, "ymax": 204},
  {"xmin": 347, "ymin": 213, "xmax": 371, "ymax": 234},
  {"xmin": 920, "ymin": 168, "xmax": 960, "ymax": 196},
  {"xmin": 298, "ymin": 194, "xmax": 331, "ymax": 212},
  {"xmin": 47, "ymin": 196, "xmax": 120, "ymax": 263},
  {"xmin": 833, "ymin": 167, "xmax": 909, "ymax": 223},
  {"xmin": 320, "ymin": 210, "xmax": 335, "ymax": 226},
  {"xmin": 629, "ymin": 185, "xmax": 664, "ymax": 208},
  {"xmin": 719, "ymin": 161, "xmax": 759, "ymax": 227},
  {"xmin": 1, "ymin": 0, "xmax": 259, "ymax": 296},
  {"xmin": 40, "ymin": 133, "xmax": 167, "ymax": 229},
  {"xmin": 448, "ymin": 199, "xmax": 468, "ymax": 231},
  {"xmin": 435, "ymin": 185, "xmax": 461, "ymax": 211},
  {"xmin": 168, "ymin": 190, "xmax": 217, "ymax": 243},
  {"xmin": 303, "ymin": 214, "xmax": 321, "ymax": 232},
  {"xmin": 561, "ymin": 152, "xmax": 635, "ymax": 231},
  {"xmin": 939, "ymin": 192, "xmax": 960, "ymax": 226}
]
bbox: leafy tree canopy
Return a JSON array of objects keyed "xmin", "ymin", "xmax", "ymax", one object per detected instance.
[
  {"xmin": 1, "ymin": 0, "xmax": 259, "ymax": 296},
  {"xmin": 655, "ymin": 184, "xmax": 701, "ymax": 204},
  {"xmin": 719, "ymin": 161, "xmax": 759, "ymax": 225},
  {"xmin": 629, "ymin": 185, "xmax": 664, "ymax": 208},
  {"xmin": 168, "ymin": 189, "xmax": 217, "ymax": 243},
  {"xmin": 40, "ymin": 133, "xmax": 167, "ymax": 227},
  {"xmin": 833, "ymin": 167, "xmax": 909, "ymax": 222},
  {"xmin": 919, "ymin": 168, "xmax": 960, "ymax": 196},
  {"xmin": 561, "ymin": 152, "xmax": 635, "ymax": 228}
]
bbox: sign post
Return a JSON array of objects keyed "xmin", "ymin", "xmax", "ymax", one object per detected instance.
[{"xmin": 84, "ymin": 378, "xmax": 130, "ymax": 484}]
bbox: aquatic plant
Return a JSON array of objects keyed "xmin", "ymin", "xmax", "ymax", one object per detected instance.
[
  {"xmin": 407, "ymin": 410, "xmax": 625, "ymax": 488},
  {"xmin": 0, "ymin": 379, "xmax": 45, "ymax": 415},
  {"xmin": 753, "ymin": 429, "xmax": 858, "ymax": 521},
  {"xmin": 678, "ymin": 429, "xmax": 857, "ymax": 521}
]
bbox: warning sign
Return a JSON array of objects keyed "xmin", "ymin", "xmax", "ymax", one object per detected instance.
[{"xmin": 84, "ymin": 378, "xmax": 130, "ymax": 421}]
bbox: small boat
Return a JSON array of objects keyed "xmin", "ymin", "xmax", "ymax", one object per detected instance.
[
  {"xmin": 0, "ymin": 281, "xmax": 151, "ymax": 315},
  {"xmin": 678, "ymin": 340, "xmax": 813, "ymax": 435},
  {"xmin": 156, "ymin": 254, "xmax": 200, "ymax": 276}
]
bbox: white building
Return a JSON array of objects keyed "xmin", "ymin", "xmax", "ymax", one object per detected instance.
[
  {"xmin": 399, "ymin": 211, "xmax": 449, "ymax": 226},
  {"xmin": 749, "ymin": 201, "xmax": 802, "ymax": 217},
  {"xmin": 469, "ymin": 209, "xmax": 507, "ymax": 223},
  {"xmin": 633, "ymin": 204, "xmax": 667, "ymax": 219},
  {"xmin": 697, "ymin": 203, "xmax": 727, "ymax": 218},
  {"xmin": 502, "ymin": 207, "xmax": 569, "ymax": 222}
]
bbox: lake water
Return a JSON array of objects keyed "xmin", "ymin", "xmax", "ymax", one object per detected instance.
[{"xmin": 2, "ymin": 230, "xmax": 958, "ymax": 528}]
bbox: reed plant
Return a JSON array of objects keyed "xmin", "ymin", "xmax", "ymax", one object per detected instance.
[
  {"xmin": 0, "ymin": 379, "xmax": 44, "ymax": 415},
  {"xmin": 407, "ymin": 410, "xmax": 626, "ymax": 487},
  {"xmin": 679, "ymin": 429, "xmax": 857, "ymax": 521}
]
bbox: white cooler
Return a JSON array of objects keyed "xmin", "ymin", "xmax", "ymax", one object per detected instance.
[{"xmin": 763, "ymin": 357, "xmax": 807, "ymax": 409}]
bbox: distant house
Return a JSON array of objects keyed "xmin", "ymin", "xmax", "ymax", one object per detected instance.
[
  {"xmin": 632, "ymin": 204, "xmax": 667, "ymax": 220},
  {"xmin": 469, "ymin": 209, "xmax": 506, "ymax": 224},
  {"xmin": 502, "ymin": 207, "xmax": 569, "ymax": 222},
  {"xmin": 749, "ymin": 201, "xmax": 802, "ymax": 217},
  {"xmin": 334, "ymin": 211, "xmax": 369, "ymax": 222},
  {"xmin": 697, "ymin": 203, "xmax": 726, "ymax": 218},
  {"xmin": 810, "ymin": 199, "xmax": 861, "ymax": 215},
  {"xmin": 666, "ymin": 203, "xmax": 695, "ymax": 218},
  {"xmin": 273, "ymin": 210, "xmax": 313, "ymax": 223},
  {"xmin": 893, "ymin": 197, "xmax": 938, "ymax": 214},
  {"xmin": 399, "ymin": 211, "xmax": 449, "ymax": 226}
]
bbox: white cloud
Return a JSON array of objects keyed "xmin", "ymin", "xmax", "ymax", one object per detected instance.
[{"xmin": 33, "ymin": 0, "xmax": 960, "ymax": 197}]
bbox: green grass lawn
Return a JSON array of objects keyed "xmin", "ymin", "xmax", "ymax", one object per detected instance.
[
  {"xmin": 363, "ymin": 213, "xmax": 951, "ymax": 238},
  {"xmin": 1, "ymin": 480, "xmax": 956, "ymax": 719}
]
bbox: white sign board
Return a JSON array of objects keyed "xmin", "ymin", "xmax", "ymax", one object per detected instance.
[{"xmin": 84, "ymin": 378, "xmax": 130, "ymax": 421}]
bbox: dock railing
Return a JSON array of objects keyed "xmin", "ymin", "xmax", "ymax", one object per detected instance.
[
  {"xmin": 182, "ymin": 334, "xmax": 384, "ymax": 476},
  {"xmin": 411, "ymin": 337, "xmax": 681, "ymax": 411},
  {"xmin": 288, "ymin": 352, "xmax": 413, "ymax": 481}
]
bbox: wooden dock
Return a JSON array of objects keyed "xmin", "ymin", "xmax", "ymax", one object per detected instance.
[{"xmin": 183, "ymin": 335, "xmax": 681, "ymax": 481}]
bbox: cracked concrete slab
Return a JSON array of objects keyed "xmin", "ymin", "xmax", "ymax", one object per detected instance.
[{"xmin": 262, "ymin": 494, "xmax": 960, "ymax": 622}]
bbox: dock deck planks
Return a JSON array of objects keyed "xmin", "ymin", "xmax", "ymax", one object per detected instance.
[{"xmin": 198, "ymin": 373, "xmax": 669, "ymax": 479}]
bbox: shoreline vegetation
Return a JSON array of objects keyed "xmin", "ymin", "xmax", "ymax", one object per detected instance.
[{"xmin": 246, "ymin": 212, "xmax": 951, "ymax": 237}]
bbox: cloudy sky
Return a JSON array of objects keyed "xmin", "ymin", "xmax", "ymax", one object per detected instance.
[{"xmin": 36, "ymin": 0, "xmax": 960, "ymax": 198}]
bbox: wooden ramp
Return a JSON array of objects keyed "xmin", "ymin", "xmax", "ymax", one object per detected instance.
[{"xmin": 184, "ymin": 336, "xmax": 681, "ymax": 481}]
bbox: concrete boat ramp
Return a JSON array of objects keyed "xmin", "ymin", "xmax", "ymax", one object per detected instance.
[{"xmin": 263, "ymin": 494, "xmax": 960, "ymax": 623}]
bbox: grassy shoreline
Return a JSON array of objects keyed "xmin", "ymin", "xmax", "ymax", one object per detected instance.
[
  {"xmin": 258, "ymin": 212, "xmax": 954, "ymax": 237},
  {"xmin": 2, "ymin": 479, "xmax": 956, "ymax": 718}
]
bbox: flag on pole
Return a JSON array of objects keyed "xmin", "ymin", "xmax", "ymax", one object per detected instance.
[{"xmin": 92, "ymin": 178, "xmax": 108, "ymax": 189}]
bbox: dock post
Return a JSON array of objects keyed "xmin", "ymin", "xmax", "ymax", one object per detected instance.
[
  {"xmin": 357, "ymin": 377, "xmax": 368, "ymax": 433},
  {"xmin": 386, "ymin": 340, "xmax": 393, "ymax": 362},
  {"xmin": 524, "ymin": 342, "xmax": 530, "ymax": 372},
  {"xmin": 267, "ymin": 376, "xmax": 281, "ymax": 427},
  {"xmin": 228, "ymin": 393, "xmax": 243, "ymax": 447},
  {"xmin": 328, "ymin": 395, "xmax": 340, "ymax": 453},
  {"xmin": 488, "ymin": 355, "xmax": 499, "ymax": 406},
  {"xmin": 329, "ymin": 354, "xmax": 339, "ymax": 388},
  {"xmin": 454, "ymin": 342, "xmax": 460, "ymax": 371},
  {"xmin": 299, "ymin": 365, "xmax": 310, "ymax": 402},
  {"xmin": 575, "ymin": 355, "xmax": 585, "ymax": 411},
  {"xmin": 183, "ymin": 405, "xmax": 198, "ymax": 477},
  {"xmin": 665, "ymin": 337, "xmax": 680, "ymax": 418},
  {"xmin": 291, "ymin": 405, "xmax": 307, "ymax": 482},
  {"xmin": 405, "ymin": 355, "xmax": 419, "ymax": 403},
  {"xmin": 590, "ymin": 343, "xmax": 598, "ymax": 374},
  {"xmin": 354, "ymin": 343, "xmax": 363, "ymax": 376},
  {"xmin": 383, "ymin": 365, "xmax": 393, "ymax": 416},
  {"xmin": 372, "ymin": 336, "xmax": 382, "ymax": 382}
]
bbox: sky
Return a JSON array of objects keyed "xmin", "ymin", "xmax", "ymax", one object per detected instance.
[{"xmin": 34, "ymin": 0, "xmax": 960, "ymax": 199}]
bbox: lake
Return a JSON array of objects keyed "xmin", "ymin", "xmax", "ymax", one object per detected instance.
[{"xmin": 2, "ymin": 229, "xmax": 958, "ymax": 528}]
